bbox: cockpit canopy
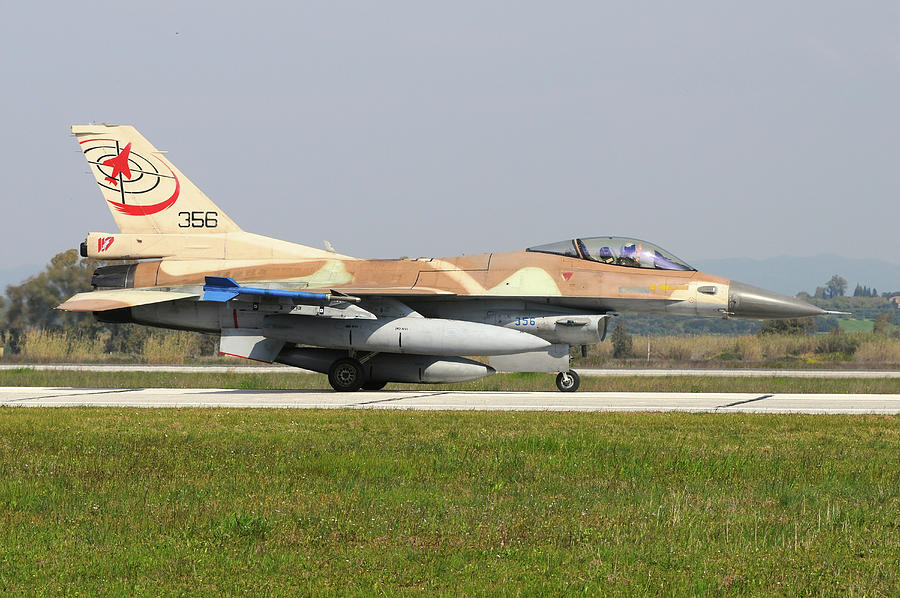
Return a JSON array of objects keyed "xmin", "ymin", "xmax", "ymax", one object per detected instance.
[{"xmin": 526, "ymin": 236, "xmax": 694, "ymax": 271}]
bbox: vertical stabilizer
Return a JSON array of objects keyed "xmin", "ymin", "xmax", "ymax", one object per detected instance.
[{"xmin": 72, "ymin": 124, "xmax": 241, "ymax": 234}]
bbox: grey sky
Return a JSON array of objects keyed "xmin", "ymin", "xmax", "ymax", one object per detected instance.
[{"xmin": 2, "ymin": 2, "xmax": 899, "ymax": 270}]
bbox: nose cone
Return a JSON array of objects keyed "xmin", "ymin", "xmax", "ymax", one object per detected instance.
[{"xmin": 728, "ymin": 281, "xmax": 826, "ymax": 319}]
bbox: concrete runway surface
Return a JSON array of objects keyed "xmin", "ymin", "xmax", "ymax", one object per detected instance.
[
  {"xmin": 2, "ymin": 364, "xmax": 900, "ymax": 378},
  {"xmin": 1, "ymin": 387, "xmax": 897, "ymax": 413}
]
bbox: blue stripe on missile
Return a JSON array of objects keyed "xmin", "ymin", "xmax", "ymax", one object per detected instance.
[{"xmin": 202, "ymin": 276, "xmax": 330, "ymax": 303}]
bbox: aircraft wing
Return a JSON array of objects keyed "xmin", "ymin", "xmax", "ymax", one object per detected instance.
[
  {"xmin": 58, "ymin": 282, "xmax": 453, "ymax": 314},
  {"xmin": 58, "ymin": 289, "xmax": 200, "ymax": 312}
]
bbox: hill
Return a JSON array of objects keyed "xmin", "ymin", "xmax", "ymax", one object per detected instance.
[{"xmin": 694, "ymin": 254, "xmax": 900, "ymax": 297}]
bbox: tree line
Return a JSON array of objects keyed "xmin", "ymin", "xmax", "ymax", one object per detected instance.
[
  {"xmin": 804, "ymin": 274, "xmax": 899, "ymax": 301},
  {"xmin": 0, "ymin": 250, "xmax": 216, "ymax": 356}
]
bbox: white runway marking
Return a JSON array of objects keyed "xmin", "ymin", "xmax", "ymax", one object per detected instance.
[{"xmin": 1, "ymin": 387, "xmax": 897, "ymax": 414}]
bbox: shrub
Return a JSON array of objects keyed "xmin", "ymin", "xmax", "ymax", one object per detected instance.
[
  {"xmin": 757, "ymin": 318, "xmax": 815, "ymax": 336},
  {"xmin": 873, "ymin": 312, "xmax": 893, "ymax": 336},
  {"xmin": 815, "ymin": 329, "xmax": 859, "ymax": 356},
  {"xmin": 611, "ymin": 321, "xmax": 634, "ymax": 358}
]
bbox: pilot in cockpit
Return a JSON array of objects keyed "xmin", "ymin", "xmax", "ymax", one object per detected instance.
[
  {"xmin": 618, "ymin": 243, "xmax": 641, "ymax": 267},
  {"xmin": 595, "ymin": 245, "xmax": 615, "ymax": 264},
  {"xmin": 527, "ymin": 237, "xmax": 694, "ymax": 271}
]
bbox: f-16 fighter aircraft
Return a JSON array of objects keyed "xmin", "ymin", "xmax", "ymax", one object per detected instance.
[{"xmin": 59, "ymin": 125, "xmax": 833, "ymax": 392}]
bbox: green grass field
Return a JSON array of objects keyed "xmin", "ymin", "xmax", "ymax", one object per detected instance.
[
  {"xmin": 3, "ymin": 368, "xmax": 900, "ymax": 394},
  {"xmin": 838, "ymin": 319, "xmax": 875, "ymax": 333},
  {"xmin": 0, "ymin": 409, "xmax": 897, "ymax": 596}
]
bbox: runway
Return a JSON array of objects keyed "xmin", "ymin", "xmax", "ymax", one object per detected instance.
[
  {"xmin": 2, "ymin": 364, "xmax": 900, "ymax": 378},
  {"xmin": 1, "ymin": 387, "xmax": 897, "ymax": 413}
]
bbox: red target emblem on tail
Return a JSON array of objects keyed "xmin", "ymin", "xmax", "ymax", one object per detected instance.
[{"xmin": 80, "ymin": 138, "xmax": 180, "ymax": 216}]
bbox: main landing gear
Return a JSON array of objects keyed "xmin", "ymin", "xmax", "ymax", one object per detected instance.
[
  {"xmin": 328, "ymin": 358, "xmax": 365, "ymax": 392},
  {"xmin": 556, "ymin": 370, "xmax": 580, "ymax": 392},
  {"xmin": 327, "ymin": 356, "xmax": 387, "ymax": 392}
]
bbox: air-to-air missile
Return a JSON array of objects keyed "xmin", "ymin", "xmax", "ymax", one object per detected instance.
[{"xmin": 59, "ymin": 125, "xmax": 838, "ymax": 392}]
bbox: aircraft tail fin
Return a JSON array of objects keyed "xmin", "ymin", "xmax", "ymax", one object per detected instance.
[{"xmin": 72, "ymin": 124, "xmax": 241, "ymax": 235}]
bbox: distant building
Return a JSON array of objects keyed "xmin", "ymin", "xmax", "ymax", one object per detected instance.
[{"xmin": 890, "ymin": 296, "xmax": 900, "ymax": 306}]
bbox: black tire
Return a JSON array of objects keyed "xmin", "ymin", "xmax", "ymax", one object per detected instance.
[
  {"xmin": 328, "ymin": 358, "xmax": 365, "ymax": 392},
  {"xmin": 556, "ymin": 370, "xmax": 580, "ymax": 392},
  {"xmin": 362, "ymin": 380, "xmax": 388, "ymax": 391}
]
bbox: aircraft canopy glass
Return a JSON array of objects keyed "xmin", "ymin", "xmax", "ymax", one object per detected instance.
[{"xmin": 527, "ymin": 237, "xmax": 694, "ymax": 271}]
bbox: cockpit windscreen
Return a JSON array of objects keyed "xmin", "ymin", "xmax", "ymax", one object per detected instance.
[{"xmin": 527, "ymin": 236, "xmax": 694, "ymax": 271}]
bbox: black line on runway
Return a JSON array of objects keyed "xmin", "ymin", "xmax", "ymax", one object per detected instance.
[
  {"xmin": 717, "ymin": 394, "xmax": 773, "ymax": 410},
  {"xmin": 353, "ymin": 392, "xmax": 451, "ymax": 407},
  {"xmin": 3, "ymin": 388, "xmax": 141, "ymax": 403}
]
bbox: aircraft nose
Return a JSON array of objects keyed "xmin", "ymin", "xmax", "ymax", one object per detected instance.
[{"xmin": 727, "ymin": 280, "xmax": 826, "ymax": 319}]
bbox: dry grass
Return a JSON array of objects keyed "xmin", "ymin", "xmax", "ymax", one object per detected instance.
[
  {"xmin": 854, "ymin": 337, "xmax": 900, "ymax": 364},
  {"xmin": 19, "ymin": 329, "xmax": 111, "ymax": 362},
  {"xmin": 591, "ymin": 333, "xmax": 900, "ymax": 368},
  {"xmin": 5, "ymin": 329, "xmax": 900, "ymax": 369},
  {"xmin": 640, "ymin": 335, "xmax": 732, "ymax": 361},
  {"xmin": 5, "ymin": 329, "xmax": 214, "ymax": 365},
  {"xmin": 140, "ymin": 330, "xmax": 209, "ymax": 364}
]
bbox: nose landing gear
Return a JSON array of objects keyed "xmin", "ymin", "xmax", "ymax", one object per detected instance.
[{"xmin": 555, "ymin": 370, "xmax": 581, "ymax": 392}]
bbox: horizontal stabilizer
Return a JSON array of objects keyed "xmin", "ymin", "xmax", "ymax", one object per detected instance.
[
  {"xmin": 58, "ymin": 289, "xmax": 199, "ymax": 312},
  {"xmin": 202, "ymin": 276, "xmax": 360, "ymax": 305}
]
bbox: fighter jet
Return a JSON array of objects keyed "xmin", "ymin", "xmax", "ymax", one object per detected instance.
[{"xmin": 59, "ymin": 125, "xmax": 832, "ymax": 392}]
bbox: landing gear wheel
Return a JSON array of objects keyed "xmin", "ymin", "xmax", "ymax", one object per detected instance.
[
  {"xmin": 556, "ymin": 370, "xmax": 580, "ymax": 392},
  {"xmin": 362, "ymin": 380, "xmax": 388, "ymax": 391},
  {"xmin": 328, "ymin": 358, "xmax": 365, "ymax": 392}
]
